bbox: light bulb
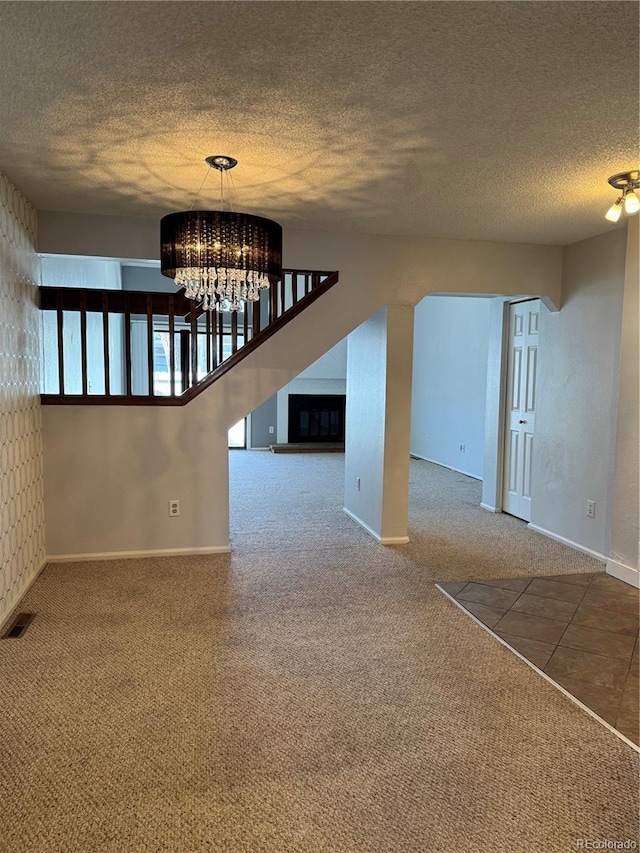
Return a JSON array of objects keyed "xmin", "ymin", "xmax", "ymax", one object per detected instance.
[
  {"xmin": 623, "ymin": 190, "xmax": 640, "ymax": 215},
  {"xmin": 605, "ymin": 198, "xmax": 623, "ymax": 222}
]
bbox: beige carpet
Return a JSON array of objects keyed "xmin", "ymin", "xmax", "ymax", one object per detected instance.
[{"xmin": 0, "ymin": 454, "xmax": 637, "ymax": 852}]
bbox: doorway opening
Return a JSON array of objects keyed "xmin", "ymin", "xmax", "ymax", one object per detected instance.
[{"xmin": 228, "ymin": 418, "xmax": 247, "ymax": 449}]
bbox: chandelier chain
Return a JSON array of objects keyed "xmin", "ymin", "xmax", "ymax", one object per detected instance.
[{"xmin": 189, "ymin": 166, "xmax": 212, "ymax": 212}]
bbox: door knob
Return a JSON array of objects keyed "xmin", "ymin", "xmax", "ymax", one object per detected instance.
[{"xmin": 519, "ymin": 419, "xmax": 527, "ymax": 424}]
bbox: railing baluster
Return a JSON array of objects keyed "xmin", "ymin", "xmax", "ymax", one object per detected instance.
[
  {"xmin": 231, "ymin": 310, "xmax": 238, "ymax": 355},
  {"xmin": 243, "ymin": 301, "xmax": 249, "ymax": 347},
  {"xmin": 124, "ymin": 295, "xmax": 132, "ymax": 397},
  {"xmin": 168, "ymin": 295, "xmax": 176, "ymax": 396},
  {"xmin": 269, "ymin": 280, "xmax": 277, "ymax": 324},
  {"xmin": 80, "ymin": 291, "xmax": 88, "ymax": 396},
  {"xmin": 180, "ymin": 330, "xmax": 190, "ymax": 392},
  {"xmin": 305, "ymin": 274, "xmax": 311, "ymax": 296},
  {"xmin": 280, "ymin": 276, "xmax": 286, "ymax": 316},
  {"xmin": 292, "ymin": 272, "xmax": 298, "ymax": 307},
  {"xmin": 146, "ymin": 294, "xmax": 154, "ymax": 397},
  {"xmin": 312, "ymin": 272, "xmax": 319, "ymax": 292},
  {"xmin": 205, "ymin": 310, "xmax": 212, "ymax": 372},
  {"xmin": 252, "ymin": 299, "xmax": 260, "ymax": 339},
  {"xmin": 218, "ymin": 308, "xmax": 224, "ymax": 366},
  {"xmin": 190, "ymin": 303, "xmax": 198, "ymax": 385},
  {"xmin": 210, "ymin": 306, "xmax": 217, "ymax": 368},
  {"xmin": 56, "ymin": 290, "xmax": 65, "ymax": 395},
  {"xmin": 102, "ymin": 293, "xmax": 110, "ymax": 396}
]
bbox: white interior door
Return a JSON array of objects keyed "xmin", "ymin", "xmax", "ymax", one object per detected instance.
[{"xmin": 503, "ymin": 300, "xmax": 539, "ymax": 521}]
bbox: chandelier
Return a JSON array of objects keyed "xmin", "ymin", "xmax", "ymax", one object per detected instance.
[
  {"xmin": 605, "ymin": 170, "xmax": 640, "ymax": 222},
  {"xmin": 160, "ymin": 156, "xmax": 282, "ymax": 312}
]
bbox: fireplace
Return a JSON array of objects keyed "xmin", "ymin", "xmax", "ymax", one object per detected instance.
[{"xmin": 288, "ymin": 394, "xmax": 346, "ymax": 443}]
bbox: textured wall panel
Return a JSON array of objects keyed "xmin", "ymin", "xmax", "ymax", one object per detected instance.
[{"xmin": 0, "ymin": 172, "xmax": 46, "ymax": 624}]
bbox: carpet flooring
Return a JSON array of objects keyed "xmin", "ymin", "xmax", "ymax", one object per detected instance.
[{"xmin": 0, "ymin": 454, "xmax": 638, "ymax": 852}]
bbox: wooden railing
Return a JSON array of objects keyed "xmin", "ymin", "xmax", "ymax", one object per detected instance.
[{"xmin": 40, "ymin": 269, "xmax": 339, "ymax": 405}]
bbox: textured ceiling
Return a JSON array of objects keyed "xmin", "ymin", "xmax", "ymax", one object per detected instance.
[{"xmin": 0, "ymin": 1, "xmax": 637, "ymax": 245}]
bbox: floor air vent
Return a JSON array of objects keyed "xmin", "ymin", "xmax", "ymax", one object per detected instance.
[{"xmin": 3, "ymin": 612, "xmax": 36, "ymax": 639}]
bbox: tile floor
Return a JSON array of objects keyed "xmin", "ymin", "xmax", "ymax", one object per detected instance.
[{"xmin": 438, "ymin": 572, "xmax": 639, "ymax": 746}]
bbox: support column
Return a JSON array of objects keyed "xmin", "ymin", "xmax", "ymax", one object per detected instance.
[
  {"xmin": 343, "ymin": 304, "xmax": 414, "ymax": 544},
  {"xmin": 607, "ymin": 218, "xmax": 639, "ymax": 588}
]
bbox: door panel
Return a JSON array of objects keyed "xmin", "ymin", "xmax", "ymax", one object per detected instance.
[
  {"xmin": 503, "ymin": 300, "xmax": 539, "ymax": 521},
  {"xmin": 507, "ymin": 430, "xmax": 519, "ymax": 493},
  {"xmin": 511, "ymin": 347, "xmax": 522, "ymax": 411}
]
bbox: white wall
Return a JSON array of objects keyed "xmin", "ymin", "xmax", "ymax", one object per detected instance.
[
  {"xmin": 297, "ymin": 338, "xmax": 347, "ymax": 379},
  {"xmin": 607, "ymin": 218, "xmax": 639, "ymax": 584},
  {"xmin": 39, "ymin": 212, "xmax": 564, "ymax": 557},
  {"xmin": 530, "ymin": 227, "xmax": 627, "ymax": 560},
  {"xmin": 40, "ymin": 255, "xmax": 124, "ymax": 395},
  {"xmin": 42, "ymin": 395, "xmax": 230, "ymax": 558},
  {"xmin": 41, "ymin": 255, "xmax": 122, "ymax": 290},
  {"xmin": 0, "ymin": 174, "xmax": 46, "ymax": 626},
  {"xmin": 411, "ymin": 296, "xmax": 491, "ymax": 479}
]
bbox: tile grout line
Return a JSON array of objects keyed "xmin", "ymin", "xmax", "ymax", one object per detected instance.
[
  {"xmin": 551, "ymin": 574, "xmax": 595, "ymax": 658},
  {"xmin": 436, "ymin": 584, "xmax": 640, "ymax": 754},
  {"xmin": 451, "ymin": 574, "xmax": 638, "ymax": 677},
  {"xmin": 561, "ymin": 575, "xmax": 638, "ymax": 679}
]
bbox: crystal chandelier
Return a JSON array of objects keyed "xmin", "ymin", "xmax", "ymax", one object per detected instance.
[
  {"xmin": 604, "ymin": 170, "xmax": 640, "ymax": 223},
  {"xmin": 160, "ymin": 156, "xmax": 282, "ymax": 312}
]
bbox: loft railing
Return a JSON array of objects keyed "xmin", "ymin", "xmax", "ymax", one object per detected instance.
[{"xmin": 40, "ymin": 269, "xmax": 339, "ymax": 405}]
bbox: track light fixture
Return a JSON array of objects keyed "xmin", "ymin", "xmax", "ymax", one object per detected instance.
[{"xmin": 605, "ymin": 171, "xmax": 640, "ymax": 223}]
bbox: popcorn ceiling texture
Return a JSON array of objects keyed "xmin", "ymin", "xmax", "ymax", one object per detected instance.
[
  {"xmin": 0, "ymin": 2, "xmax": 637, "ymax": 246},
  {"xmin": 0, "ymin": 173, "xmax": 46, "ymax": 626}
]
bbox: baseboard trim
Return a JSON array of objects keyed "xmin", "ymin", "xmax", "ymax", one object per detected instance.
[
  {"xmin": 435, "ymin": 585, "xmax": 639, "ymax": 754},
  {"xmin": 480, "ymin": 502, "xmax": 498, "ymax": 513},
  {"xmin": 46, "ymin": 545, "xmax": 231, "ymax": 563},
  {"xmin": 342, "ymin": 507, "xmax": 409, "ymax": 545},
  {"xmin": 410, "ymin": 453, "xmax": 482, "ymax": 481},
  {"xmin": 606, "ymin": 557, "xmax": 640, "ymax": 589},
  {"xmin": 527, "ymin": 523, "xmax": 607, "ymax": 563},
  {"xmin": 0, "ymin": 556, "xmax": 48, "ymax": 633}
]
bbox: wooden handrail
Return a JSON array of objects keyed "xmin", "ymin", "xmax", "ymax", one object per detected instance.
[{"xmin": 40, "ymin": 269, "xmax": 339, "ymax": 406}]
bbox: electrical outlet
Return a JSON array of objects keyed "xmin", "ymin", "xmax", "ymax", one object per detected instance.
[
  {"xmin": 169, "ymin": 499, "xmax": 180, "ymax": 517},
  {"xmin": 356, "ymin": 477, "xmax": 361, "ymax": 491},
  {"xmin": 586, "ymin": 500, "xmax": 596, "ymax": 518},
  {"xmin": 459, "ymin": 444, "xmax": 466, "ymax": 453},
  {"xmin": 268, "ymin": 426, "xmax": 275, "ymax": 434}
]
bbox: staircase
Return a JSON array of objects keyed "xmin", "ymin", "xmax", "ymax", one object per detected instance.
[{"xmin": 39, "ymin": 269, "xmax": 339, "ymax": 405}]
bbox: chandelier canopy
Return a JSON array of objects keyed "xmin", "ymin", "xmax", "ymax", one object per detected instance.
[{"xmin": 160, "ymin": 157, "xmax": 282, "ymax": 312}]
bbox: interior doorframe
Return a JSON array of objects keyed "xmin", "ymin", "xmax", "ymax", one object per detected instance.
[{"xmin": 481, "ymin": 295, "xmax": 558, "ymax": 515}]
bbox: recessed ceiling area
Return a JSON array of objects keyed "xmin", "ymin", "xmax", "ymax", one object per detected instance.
[{"xmin": 0, "ymin": 1, "xmax": 637, "ymax": 245}]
